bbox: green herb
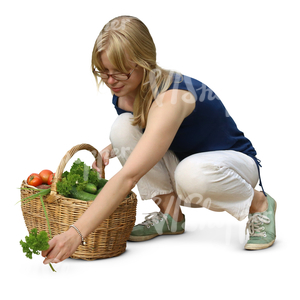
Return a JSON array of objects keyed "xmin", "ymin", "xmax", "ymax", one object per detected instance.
[
  {"xmin": 56, "ymin": 158, "xmax": 107, "ymax": 197},
  {"xmin": 39, "ymin": 195, "xmax": 52, "ymax": 238},
  {"xmin": 16, "ymin": 188, "xmax": 50, "ymax": 205},
  {"xmin": 20, "ymin": 228, "xmax": 49, "ymax": 259},
  {"xmin": 18, "ymin": 187, "xmax": 56, "ymax": 272},
  {"xmin": 20, "ymin": 228, "xmax": 56, "ymax": 272}
]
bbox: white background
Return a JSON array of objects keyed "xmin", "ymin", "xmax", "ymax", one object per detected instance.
[{"xmin": 1, "ymin": 0, "xmax": 299, "ymax": 299}]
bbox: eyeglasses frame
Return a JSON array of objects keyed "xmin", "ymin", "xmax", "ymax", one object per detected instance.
[{"xmin": 94, "ymin": 64, "xmax": 138, "ymax": 81}]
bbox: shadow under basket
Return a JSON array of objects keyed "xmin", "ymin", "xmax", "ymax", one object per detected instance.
[{"xmin": 20, "ymin": 143, "xmax": 138, "ymax": 260}]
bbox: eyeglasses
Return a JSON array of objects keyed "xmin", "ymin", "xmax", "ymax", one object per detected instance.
[{"xmin": 94, "ymin": 64, "xmax": 138, "ymax": 81}]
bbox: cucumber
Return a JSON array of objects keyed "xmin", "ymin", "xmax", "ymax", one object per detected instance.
[
  {"xmin": 84, "ymin": 183, "xmax": 97, "ymax": 194},
  {"xmin": 96, "ymin": 178, "xmax": 108, "ymax": 189},
  {"xmin": 70, "ymin": 186, "xmax": 97, "ymax": 201}
]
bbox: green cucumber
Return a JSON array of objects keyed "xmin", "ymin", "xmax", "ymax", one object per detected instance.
[
  {"xmin": 70, "ymin": 186, "xmax": 96, "ymax": 201},
  {"xmin": 97, "ymin": 178, "xmax": 108, "ymax": 189},
  {"xmin": 84, "ymin": 183, "xmax": 97, "ymax": 194}
]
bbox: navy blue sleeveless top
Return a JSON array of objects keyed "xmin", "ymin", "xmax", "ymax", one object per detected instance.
[{"xmin": 112, "ymin": 74, "xmax": 265, "ymax": 193}]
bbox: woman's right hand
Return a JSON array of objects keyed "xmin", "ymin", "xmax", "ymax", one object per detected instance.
[
  {"xmin": 92, "ymin": 144, "xmax": 116, "ymax": 176},
  {"xmin": 42, "ymin": 228, "xmax": 82, "ymax": 265}
]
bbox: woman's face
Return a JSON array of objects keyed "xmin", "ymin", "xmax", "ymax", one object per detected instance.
[{"xmin": 100, "ymin": 51, "xmax": 143, "ymax": 99}]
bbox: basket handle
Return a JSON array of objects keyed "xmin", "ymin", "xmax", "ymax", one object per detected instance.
[{"xmin": 47, "ymin": 143, "xmax": 105, "ymax": 202}]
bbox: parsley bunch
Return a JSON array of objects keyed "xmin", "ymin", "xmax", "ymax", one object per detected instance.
[
  {"xmin": 56, "ymin": 158, "xmax": 105, "ymax": 197},
  {"xmin": 20, "ymin": 228, "xmax": 49, "ymax": 259},
  {"xmin": 20, "ymin": 228, "xmax": 56, "ymax": 272}
]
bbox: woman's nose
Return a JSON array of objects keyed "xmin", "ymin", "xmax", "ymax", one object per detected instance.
[{"xmin": 107, "ymin": 76, "xmax": 118, "ymax": 85}]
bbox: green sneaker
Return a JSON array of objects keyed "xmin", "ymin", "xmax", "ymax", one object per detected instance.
[
  {"xmin": 128, "ymin": 212, "xmax": 185, "ymax": 242},
  {"xmin": 245, "ymin": 193, "xmax": 277, "ymax": 250}
]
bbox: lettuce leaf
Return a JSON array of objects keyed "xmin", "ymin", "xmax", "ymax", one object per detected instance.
[{"xmin": 56, "ymin": 159, "xmax": 107, "ymax": 197}]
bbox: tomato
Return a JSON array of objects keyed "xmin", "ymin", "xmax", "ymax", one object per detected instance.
[
  {"xmin": 27, "ymin": 173, "xmax": 43, "ymax": 187},
  {"xmin": 47, "ymin": 173, "xmax": 55, "ymax": 185},
  {"xmin": 39, "ymin": 169, "xmax": 53, "ymax": 184}
]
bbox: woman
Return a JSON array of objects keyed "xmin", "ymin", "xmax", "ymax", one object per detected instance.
[{"xmin": 42, "ymin": 16, "xmax": 276, "ymax": 264}]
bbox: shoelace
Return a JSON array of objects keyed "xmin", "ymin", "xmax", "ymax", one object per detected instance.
[
  {"xmin": 141, "ymin": 212, "xmax": 170, "ymax": 230},
  {"xmin": 246, "ymin": 214, "xmax": 270, "ymax": 237}
]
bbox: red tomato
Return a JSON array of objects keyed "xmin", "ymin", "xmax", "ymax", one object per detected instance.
[
  {"xmin": 39, "ymin": 169, "xmax": 53, "ymax": 184},
  {"xmin": 27, "ymin": 173, "xmax": 43, "ymax": 187},
  {"xmin": 47, "ymin": 173, "xmax": 55, "ymax": 185}
]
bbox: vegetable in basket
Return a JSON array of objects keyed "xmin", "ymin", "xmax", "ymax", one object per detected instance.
[
  {"xmin": 48, "ymin": 172, "xmax": 55, "ymax": 185},
  {"xmin": 39, "ymin": 170, "xmax": 53, "ymax": 184},
  {"xmin": 27, "ymin": 173, "xmax": 43, "ymax": 187},
  {"xmin": 27, "ymin": 170, "xmax": 54, "ymax": 187},
  {"xmin": 56, "ymin": 158, "xmax": 108, "ymax": 201}
]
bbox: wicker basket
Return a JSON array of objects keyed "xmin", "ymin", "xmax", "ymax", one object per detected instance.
[{"xmin": 20, "ymin": 143, "xmax": 137, "ymax": 260}]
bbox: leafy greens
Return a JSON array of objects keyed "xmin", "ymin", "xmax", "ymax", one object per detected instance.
[
  {"xmin": 56, "ymin": 158, "xmax": 107, "ymax": 197},
  {"xmin": 20, "ymin": 228, "xmax": 50, "ymax": 259}
]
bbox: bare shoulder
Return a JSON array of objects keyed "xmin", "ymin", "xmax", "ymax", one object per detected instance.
[{"xmin": 150, "ymin": 89, "xmax": 196, "ymax": 118}]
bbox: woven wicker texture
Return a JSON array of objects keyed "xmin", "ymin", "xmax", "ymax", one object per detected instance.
[{"xmin": 20, "ymin": 144, "xmax": 137, "ymax": 260}]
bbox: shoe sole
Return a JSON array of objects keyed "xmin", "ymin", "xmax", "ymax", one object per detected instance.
[
  {"xmin": 128, "ymin": 230, "xmax": 185, "ymax": 242},
  {"xmin": 244, "ymin": 239, "xmax": 275, "ymax": 250},
  {"xmin": 244, "ymin": 199, "xmax": 277, "ymax": 250}
]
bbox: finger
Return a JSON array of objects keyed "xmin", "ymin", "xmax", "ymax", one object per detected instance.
[
  {"xmin": 41, "ymin": 238, "xmax": 55, "ymax": 257},
  {"xmin": 42, "ymin": 236, "xmax": 62, "ymax": 264},
  {"xmin": 93, "ymin": 161, "xmax": 104, "ymax": 178},
  {"xmin": 43, "ymin": 248, "xmax": 59, "ymax": 264},
  {"xmin": 53, "ymin": 251, "xmax": 71, "ymax": 263},
  {"xmin": 45, "ymin": 249, "xmax": 68, "ymax": 264},
  {"xmin": 102, "ymin": 150, "xmax": 110, "ymax": 166},
  {"xmin": 43, "ymin": 254, "xmax": 59, "ymax": 265},
  {"xmin": 92, "ymin": 160, "xmax": 100, "ymax": 172},
  {"xmin": 110, "ymin": 148, "xmax": 116, "ymax": 158},
  {"xmin": 43, "ymin": 246, "xmax": 62, "ymax": 264}
]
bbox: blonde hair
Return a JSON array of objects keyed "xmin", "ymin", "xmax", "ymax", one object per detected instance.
[{"xmin": 91, "ymin": 16, "xmax": 176, "ymax": 128}]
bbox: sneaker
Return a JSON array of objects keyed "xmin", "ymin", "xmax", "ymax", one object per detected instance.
[
  {"xmin": 245, "ymin": 193, "xmax": 277, "ymax": 250},
  {"xmin": 128, "ymin": 211, "xmax": 185, "ymax": 242}
]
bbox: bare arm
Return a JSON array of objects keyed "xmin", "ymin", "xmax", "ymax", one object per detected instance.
[{"xmin": 42, "ymin": 90, "xmax": 195, "ymax": 264}]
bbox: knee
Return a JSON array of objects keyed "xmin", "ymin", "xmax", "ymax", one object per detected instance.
[
  {"xmin": 174, "ymin": 155, "xmax": 223, "ymax": 201},
  {"xmin": 110, "ymin": 113, "xmax": 141, "ymax": 149}
]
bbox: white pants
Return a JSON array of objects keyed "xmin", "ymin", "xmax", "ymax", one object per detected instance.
[{"xmin": 110, "ymin": 113, "xmax": 259, "ymax": 221}]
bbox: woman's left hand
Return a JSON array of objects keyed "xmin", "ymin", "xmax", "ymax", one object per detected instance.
[{"xmin": 42, "ymin": 229, "xmax": 82, "ymax": 264}]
